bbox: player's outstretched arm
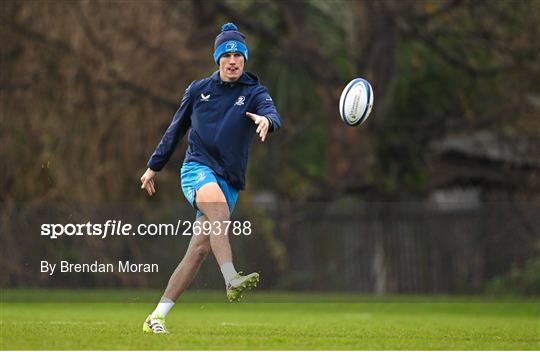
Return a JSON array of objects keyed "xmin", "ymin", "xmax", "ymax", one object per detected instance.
[
  {"xmin": 246, "ymin": 112, "xmax": 271, "ymax": 142},
  {"xmin": 147, "ymin": 81, "xmax": 196, "ymax": 172},
  {"xmin": 140, "ymin": 168, "xmax": 157, "ymax": 196}
]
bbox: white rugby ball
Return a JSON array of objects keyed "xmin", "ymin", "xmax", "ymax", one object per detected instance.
[{"xmin": 339, "ymin": 78, "xmax": 374, "ymax": 126}]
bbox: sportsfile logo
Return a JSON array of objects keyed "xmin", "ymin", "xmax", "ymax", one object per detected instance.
[{"xmin": 41, "ymin": 220, "xmax": 253, "ymax": 239}]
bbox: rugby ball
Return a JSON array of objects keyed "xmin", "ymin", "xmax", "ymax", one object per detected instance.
[{"xmin": 339, "ymin": 78, "xmax": 374, "ymax": 126}]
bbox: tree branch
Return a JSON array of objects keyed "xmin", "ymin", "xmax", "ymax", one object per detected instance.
[
  {"xmin": 2, "ymin": 18, "xmax": 178, "ymax": 109},
  {"xmin": 68, "ymin": 1, "xmax": 114, "ymax": 60},
  {"xmin": 214, "ymin": 1, "xmax": 280, "ymax": 43},
  {"xmin": 385, "ymin": 4, "xmax": 512, "ymax": 76}
]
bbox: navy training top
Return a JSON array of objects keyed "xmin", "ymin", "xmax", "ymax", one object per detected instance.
[{"xmin": 147, "ymin": 71, "xmax": 281, "ymax": 190}]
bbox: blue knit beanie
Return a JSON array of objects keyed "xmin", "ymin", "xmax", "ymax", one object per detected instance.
[{"xmin": 213, "ymin": 23, "xmax": 249, "ymax": 64}]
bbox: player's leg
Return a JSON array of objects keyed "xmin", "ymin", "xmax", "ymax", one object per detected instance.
[
  {"xmin": 195, "ymin": 182, "xmax": 233, "ymax": 267},
  {"xmin": 162, "ymin": 215, "xmax": 211, "ymax": 301},
  {"xmin": 196, "ymin": 182, "xmax": 259, "ymax": 301},
  {"xmin": 143, "ymin": 215, "xmax": 211, "ymax": 334}
]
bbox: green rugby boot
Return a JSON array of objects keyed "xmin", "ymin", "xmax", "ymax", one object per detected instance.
[
  {"xmin": 142, "ymin": 313, "xmax": 168, "ymax": 334},
  {"xmin": 226, "ymin": 272, "xmax": 259, "ymax": 302}
]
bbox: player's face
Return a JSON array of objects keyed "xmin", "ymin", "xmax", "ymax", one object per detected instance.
[{"xmin": 219, "ymin": 52, "xmax": 244, "ymax": 82}]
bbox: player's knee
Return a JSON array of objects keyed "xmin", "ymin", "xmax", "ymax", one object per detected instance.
[
  {"xmin": 205, "ymin": 206, "xmax": 230, "ymax": 222},
  {"xmin": 197, "ymin": 200, "xmax": 230, "ymax": 221},
  {"xmin": 196, "ymin": 183, "xmax": 230, "ymax": 221},
  {"xmin": 192, "ymin": 242, "xmax": 210, "ymax": 260}
]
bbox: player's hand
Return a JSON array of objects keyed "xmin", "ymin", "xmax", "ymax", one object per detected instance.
[
  {"xmin": 246, "ymin": 112, "xmax": 270, "ymax": 142},
  {"xmin": 140, "ymin": 168, "xmax": 156, "ymax": 196}
]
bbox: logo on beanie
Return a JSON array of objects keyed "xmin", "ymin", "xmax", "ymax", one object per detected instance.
[{"xmin": 226, "ymin": 41, "xmax": 238, "ymax": 52}]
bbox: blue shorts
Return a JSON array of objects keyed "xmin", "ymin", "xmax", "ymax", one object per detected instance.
[{"xmin": 180, "ymin": 161, "xmax": 239, "ymax": 219}]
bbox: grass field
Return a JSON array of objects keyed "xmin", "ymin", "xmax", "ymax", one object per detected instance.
[{"xmin": 1, "ymin": 290, "xmax": 538, "ymax": 350}]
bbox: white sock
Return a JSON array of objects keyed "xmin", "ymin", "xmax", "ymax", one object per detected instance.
[
  {"xmin": 220, "ymin": 262, "xmax": 238, "ymax": 284},
  {"xmin": 151, "ymin": 297, "xmax": 174, "ymax": 318}
]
